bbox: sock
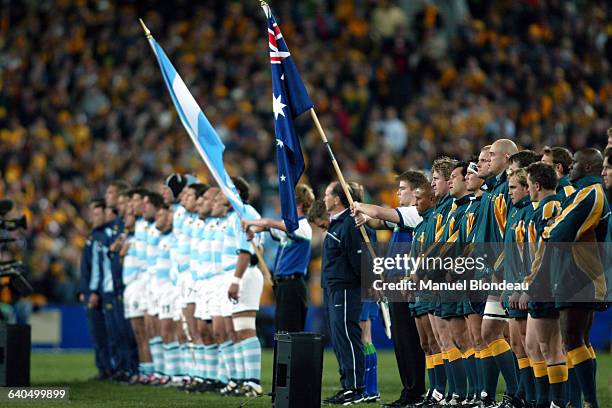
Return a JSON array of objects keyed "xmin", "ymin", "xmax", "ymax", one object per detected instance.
[
  {"xmin": 195, "ymin": 344, "xmax": 207, "ymax": 379},
  {"xmin": 241, "ymin": 336, "xmax": 261, "ymax": 383},
  {"xmin": 369, "ymin": 343, "xmax": 378, "ymax": 396},
  {"xmin": 363, "ymin": 343, "xmax": 372, "ymax": 395},
  {"xmin": 517, "ymin": 357, "xmax": 535, "ymax": 403},
  {"xmin": 480, "ymin": 346, "xmax": 500, "ymax": 400},
  {"xmin": 588, "ymin": 345, "xmax": 597, "ymax": 393},
  {"xmin": 568, "ymin": 346, "xmax": 598, "ymax": 407},
  {"xmin": 474, "ymin": 351, "xmax": 484, "ymax": 398},
  {"xmin": 149, "ymin": 336, "xmax": 164, "ymax": 374},
  {"xmin": 178, "ymin": 343, "xmax": 188, "ymax": 376},
  {"xmin": 547, "ymin": 362, "xmax": 568, "ymax": 407},
  {"xmin": 142, "ymin": 362, "xmax": 154, "ymax": 375},
  {"xmin": 426, "ymin": 355, "xmax": 436, "ymax": 395},
  {"xmin": 217, "ymin": 345, "xmax": 228, "ymax": 384},
  {"xmin": 219, "ymin": 341, "xmax": 236, "ymax": 382},
  {"xmin": 463, "ymin": 349, "xmax": 478, "ymax": 400},
  {"xmin": 443, "ymin": 354, "xmax": 455, "ymax": 398},
  {"xmin": 567, "ymin": 359, "xmax": 581, "ymax": 408},
  {"xmin": 447, "ymin": 347, "xmax": 467, "ymax": 399},
  {"xmin": 488, "ymin": 338, "xmax": 518, "ymax": 396},
  {"xmin": 234, "ymin": 340, "xmax": 245, "ymax": 382},
  {"xmin": 162, "ymin": 342, "xmax": 179, "ymax": 377},
  {"xmin": 187, "ymin": 342, "xmax": 198, "ymax": 377},
  {"xmin": 432, "ymin": 352, "xmax": 446, "ymax": 395},
  {"xmin": 515, "ymin": 356, "xmax": 525, "ymax": 401},
  {"xmin": 205, "ymin": 344, "xmax": 218, "ymax": 381},
  {"xmin": 531, "ymin": 360, "xmax": 550, "ymax": 406}
]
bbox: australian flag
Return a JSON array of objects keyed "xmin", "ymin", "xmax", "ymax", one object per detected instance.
[{"xmin": 262, "ymin": 2, "xmax": 314, "ymax": 232}]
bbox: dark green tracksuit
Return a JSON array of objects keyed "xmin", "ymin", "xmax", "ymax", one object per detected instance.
[
  {"xmin": 458, "ymin": 195, "xmax": 485, "ymax": 313},
  {"xmin": 423, "ymin": 193, "xmax": 455, "ymax": 315},
  {"xmin": 473, "ymin": 172, "xmax": 511, "ymax": 279},
  {"xmin": 556, "ymin": 174, "xmax": 576, "ymax": 203},
  {"xmin": 523, "ymin": 194, "xmax": 561, "ymax": 317},
  {"xmin": 540, "ymin": 176, "xmax": 610, "ymax": 308},
  {"xmin": 436, "ymin": 194, "xmax": 473, "ymax": 318},
  {"xmin": 501, "ymin": 195, "xmax": 536, "ymax": 318},
  {"xmin": 409, "ymin": 207, "xmax": 434, "ymax": 317}
]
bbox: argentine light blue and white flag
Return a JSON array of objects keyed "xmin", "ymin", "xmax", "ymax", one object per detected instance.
[{"xmin": 143, "ymin": 22, "xmax": 245, "ymax": 218}]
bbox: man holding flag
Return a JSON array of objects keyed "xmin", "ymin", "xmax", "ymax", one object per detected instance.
[
  {"xmin": 261, "ymin": 1, "xmax": 314, "ymax": 235},
  {"xmin": 243, "ymin": 183, "xmax": 315, "ymax": 333},
  {"xmin": 140, "ymin": 15, "xmax": 266, "ymax": 394}
]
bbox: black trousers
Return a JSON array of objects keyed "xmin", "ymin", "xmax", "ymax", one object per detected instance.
[
  {"xmin": 274, "ymin": 276, "xmax": 308, "ymax": 333},
  {"xmin": 389, "ymin": 301, "xmax": 426, "ymax": 401}
]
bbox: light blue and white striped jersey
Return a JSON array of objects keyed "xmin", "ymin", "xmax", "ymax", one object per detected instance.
[
  {"xmin": 222, "ymin": 206, "xmax": 262, "ymax": 274},
  {"xmin": 122, "ymin": 232, "xmax": 140, "ymax": 286},
  {"xmin": 172, "ymin": 204, "xmax": 187, "ymax": 231},
  {"xmin": 156, "ymin": 231, "xmax": 175, "ymax": 282},
  {"xmin": 176, "ymin": 212, "xmax": 197, "ymax": 273},
  {"xmin": 195, "ymin": 217, "xmax": 215, "ymax": 281},
  {"xmin": 133, "ymin": 217, "xmax": 149, "ymax": 273},
  {"xmin": 189, "ymin": 217, "xmax": 206, "ymax": 280},
  {"xmin": 145, "ymin": 220, "xmax": 161, "ymax": 274},
  {"xmin": 211, "ymin": 215, "xmax": 229, "ymax": 277}
]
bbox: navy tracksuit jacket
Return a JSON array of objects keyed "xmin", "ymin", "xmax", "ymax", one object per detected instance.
[{"xmin": 322, "ymin": 209, "xmax": 376, "ymax": 391}]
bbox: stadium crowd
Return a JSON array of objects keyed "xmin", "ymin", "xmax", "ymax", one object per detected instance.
[{"xmin": 0, "ymin": 0, "xmax": 609, "ymax": 303}]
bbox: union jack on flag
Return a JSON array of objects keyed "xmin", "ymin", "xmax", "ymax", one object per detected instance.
[{"xmin": 262, "ymin": 2, "xmax": 314, "ymax": 232}]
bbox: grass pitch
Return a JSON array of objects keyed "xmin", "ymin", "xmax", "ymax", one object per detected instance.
[{"xmin": 5, "ymin": 350, "xmax": 611, "ymax": 407}]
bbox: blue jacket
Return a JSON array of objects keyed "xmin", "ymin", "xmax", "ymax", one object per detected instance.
[
  {"xmin": 322, "ymin": 209, "xmax": 376, "ymax": 290},
  {"xmin": 79, "ymin": 223, "xmax": 121, "ymax": 297},
  {"xmin": 79, "ymin": 226, "xmax": 106, "ymax": 296},
  {"xmin": 79, "ymin": 235, "xmax": 94, "ymax": 297}
]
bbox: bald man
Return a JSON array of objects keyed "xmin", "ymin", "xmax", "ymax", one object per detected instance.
[
  {"xmin": 472, "ymin": 139, "xmax": 523, "ymax": 407},
  {"xmin": 536, "ymin": 148, "xmax": 610, "ymax": 408}
]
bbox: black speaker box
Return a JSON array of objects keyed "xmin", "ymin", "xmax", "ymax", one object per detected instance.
[
  {"xmin": 0, "ymin": 324, "xmax": 31, "ymax": 386},
  {"xmin": 273, "ymin": 332, "xmax": 324, "ymax": 408}
]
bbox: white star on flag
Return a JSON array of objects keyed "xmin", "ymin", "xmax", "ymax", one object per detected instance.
[
  {"xmin": 281, "ymin": 74, "xmax": 284, "ymax": 80},
  {"xmin": 272, "ymin": 93, "xmax": 286, "ymax": 120},
  {"xmin": 276, "ymin": 139, "xmax": 284, "ymax": 148},
  {"xmin": 280, "ymin": 174, "xmax": 287, "ymax": 182}
]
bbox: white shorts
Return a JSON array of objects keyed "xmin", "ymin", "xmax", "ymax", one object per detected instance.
[
  {"xmin": 232, "ymin": 267, "xmax": 263, "ymax": 314},
  {"xmin": 207, "ymin": 274, "xmax": 231, "ymax": 318},
  {"xmin": 181, "ymin": 273, "xmax": 198, "ymax": 306},
  {"xmin": 172, "ymin": 293, "xmax": 183, "ymax": 321},
  {"xmin": 124, "ymin": 275, "xmax": 147, "ymax": 319},
  {"xmin": 194, "ymin": 279, "xmax": 212, "ymax": 321},
  {"xmin": 158, "ymin": 281, "xmax": 178, "ymax": 320},
  {"xmin": 483, "ymin": 298, "xmax": 509, "ymax": 321},
  {"xmin": 145, "ymin": 275, "xmax": 160, "ymax": 316}
]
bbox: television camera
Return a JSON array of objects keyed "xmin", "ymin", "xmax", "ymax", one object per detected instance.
[{"xmin": 0, "ymin": 199, "xmax": 32, "ymax": 296}]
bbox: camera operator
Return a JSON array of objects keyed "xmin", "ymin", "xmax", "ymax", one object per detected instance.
[{"xmin": 0, "ymin": 199, "xmax": 31, "ymax": 324}]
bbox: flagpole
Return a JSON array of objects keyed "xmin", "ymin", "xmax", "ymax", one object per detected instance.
[
  {"xmin": 310, "ymin": 107, "xmax": 390, "ymax": 337},
  {"xmin": 309, "ymin": 108, "xmax": 376, "ymax": 259},
  {"xmin": 138, "ymin": 18, "xmax": 272, "ymax": 285}
]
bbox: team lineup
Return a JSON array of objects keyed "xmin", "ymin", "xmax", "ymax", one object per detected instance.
[{"xmin": 78, "ymin": 137, "xmax": 612, "ymax": 408}]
